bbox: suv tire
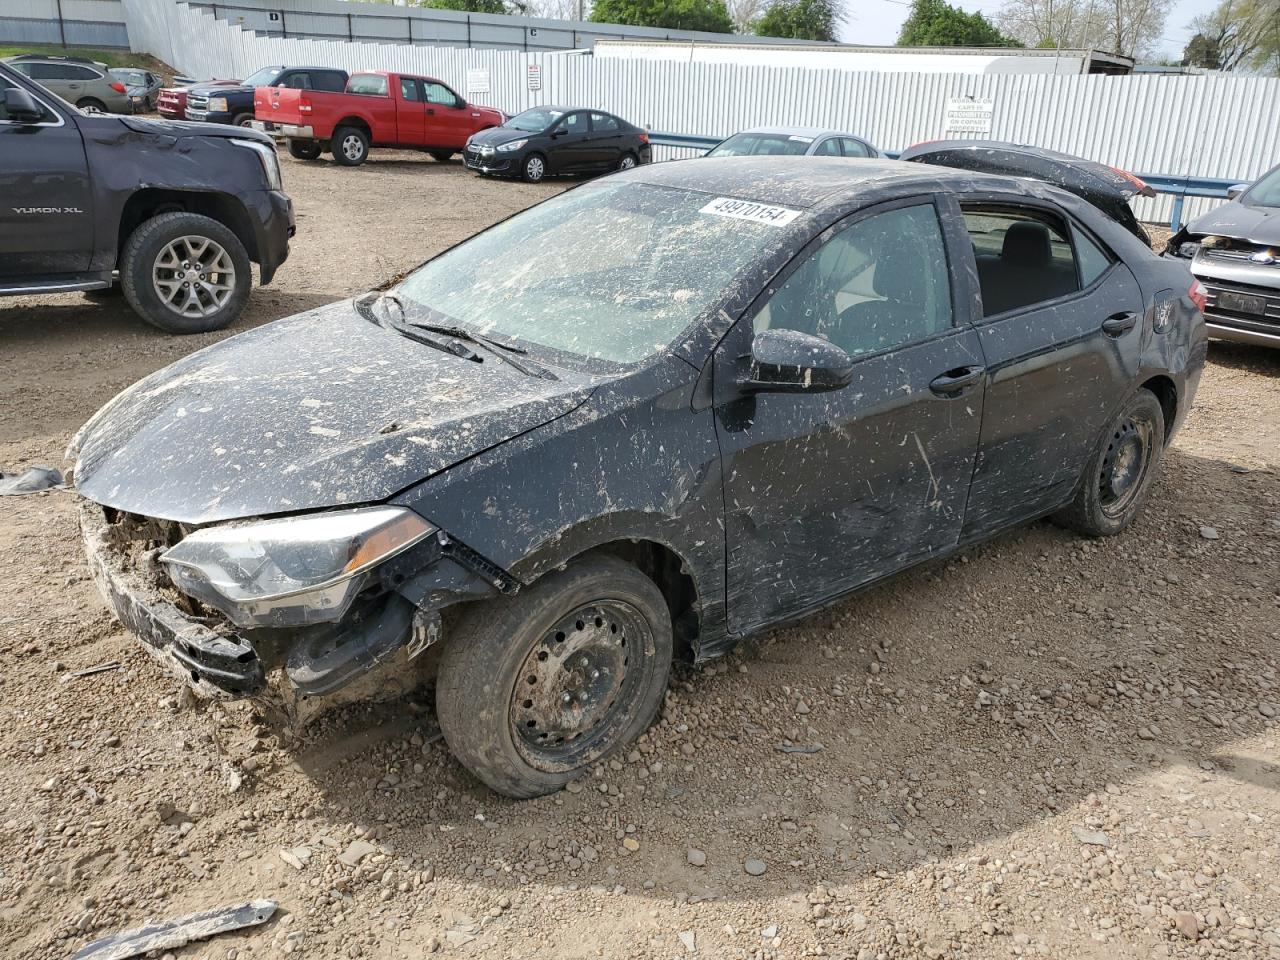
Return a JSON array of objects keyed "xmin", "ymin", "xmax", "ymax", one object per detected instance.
[
  {"xmin": 231, "ymin": 112, "xmax": 254, "ymax": 128},
  {"xmin": 436, "ymin": 556, "xmax": 673, "ymax": 798},
  {"xmin": 332, "ymin": 126, "xmax": 369, "ymax": 166},
  {"xmin": 1052, "ymin": 389, "xmax": 1165, "ymax": 537},
  {"xmin": 120, "ymin": 212, "xmax": 252, "ymax": 334}
]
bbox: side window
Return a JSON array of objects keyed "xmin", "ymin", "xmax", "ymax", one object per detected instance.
[
  {"xmin": 347, "ymin": 74, "xmax": 388, "ymax": 97},
  {"xmin": 961, "ymin": 206, "xmax": 1082, "ymax": 317},
  {"xmin": 399, "ymin": 77, "xmax": 421, "ymax": 102},
  {"xmin": 423, "ymin": 82, "xmax": 458, "ymax": 106},
  {"xmin": 69, "ymin": 66, "xmax": 101, "ymax": 80},
  {"xmin": 9, "ymin": 63, "xmax": 32, "ymax": 76},
  {"xmin": 557, "ymin": 112, "xmax": 587, "ymax": 134},
  {"xmin": 317, "ymin": 72, "xmax": 346, "ymax": 92},
  {"xmin": 27, "ymin": 63, "xmax": 67, "ymax": 80},
  {"xmin": 813, "ymin": 138, "xmax": 841, "ymax": 157},
  {"xmin": 757, "ymin": 203, "xmax": 953, "ymax": 358},
  {"xmin": 589, "ymin": 111, "xmax": 619, "ymax": 133},
  {"xmin": 281, "ymin": 72, "xmax": 311, "ymax": 89},
  {"xmin": 1073, "ymin": 225, "xmax": 1113, "ymax": 287},
  {"xmin": 840, "ymin": 138, "xmax": 870, "ymax": 158},
  {"xmin": 0, "ymin": 81, "xmax": 55, "ymax": 122}
]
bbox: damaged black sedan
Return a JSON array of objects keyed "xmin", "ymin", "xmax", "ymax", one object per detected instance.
[{"xmin": 72, "ymin": 158, "xmax": 1206, "ymax": 798}]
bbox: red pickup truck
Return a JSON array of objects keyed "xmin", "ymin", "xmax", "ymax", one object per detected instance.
[{"xmin": 255, "ymin": 71, "xmax": 504, "ymax": 166}]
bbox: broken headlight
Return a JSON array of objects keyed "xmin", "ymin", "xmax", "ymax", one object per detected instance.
[{"xmin": 161, "ymin": 507, "xmax": 435, "ymax": 628}]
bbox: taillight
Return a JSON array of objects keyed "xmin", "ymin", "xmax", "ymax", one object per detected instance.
[
  {"xmin": 1189, "ymin": 280, "xmax": 1208, "ymax": 313},
  {"xmin": 299, "ymin": 98, "xmax": 312, "ymax": 115},
  {"xmin": 637, "ymin": 132, "xmax": 649, "ymax": 144},
  {"xmin": 110, "ymin": 81, "xmax": 127, "ymax": 94},
  {"xmin": 1108, "ymin": 165, "xmax": 1155, "ymax": 198}
]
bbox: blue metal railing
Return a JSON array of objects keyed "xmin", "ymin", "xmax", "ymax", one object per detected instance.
[{"xmin": 647, "ymin": 132, "xmax": 1241, "ymax": 229}]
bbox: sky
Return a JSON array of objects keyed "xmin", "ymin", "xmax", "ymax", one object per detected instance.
[{"xmin": 836, "ymin": 0, "xmax": 1222, "ymax": 60}]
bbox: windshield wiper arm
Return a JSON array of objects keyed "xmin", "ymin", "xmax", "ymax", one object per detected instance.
[
  {"xmin": 408, "ymin": 320, "xmax": 559, "ymax": 381},
  {"xmin": 374, "ymin": 292, "xmax": 482, "ymax": 363}
]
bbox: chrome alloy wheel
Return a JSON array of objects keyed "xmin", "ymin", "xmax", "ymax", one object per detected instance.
[{"xmin": 151, "ymin": 236, "xmax": 236, "ymax": 319}]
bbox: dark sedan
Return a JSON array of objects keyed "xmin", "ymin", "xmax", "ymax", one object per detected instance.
[
  {"xmin": 1165, "ymin": 162, "xmax": 1280, "ymax": 349},
  {"xmin": 72, "ymin": 158, "xmax": 1205, "ymax": 799},
  {"xmin": 463, "ymin": 106, "xmax": 650, "ymax": 182}
]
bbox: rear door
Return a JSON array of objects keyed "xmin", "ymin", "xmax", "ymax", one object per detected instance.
[
  {"xmin": 588, "ymin": 112, "xmax": 623, "ymax": 169},
  {"xmin": 714, "ymin": 198, "xmax": 986, "ymax": 633},
  {"xmin": 422, "ymin": 80, "xmax": 472, "ymax": 150},
  {"xmin": 395, "ymin": 75, "xmax": 427, "ymax": 147},
  {"xmin": 0, "ymin": 79, "xmax": 93, "ymax": 280},
  {"xmin": 949, "ymin": 195, "xmax": 1146, "ymax": 537}
]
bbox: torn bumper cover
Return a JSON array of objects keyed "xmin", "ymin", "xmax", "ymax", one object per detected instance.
[{"xmin": 78, "ymin": 499, "xmax": 514, "ymax": 699}]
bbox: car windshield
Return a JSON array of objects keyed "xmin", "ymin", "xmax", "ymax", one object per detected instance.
[
  {"xmin": 110, "ymin": 68, "xmax": 148, "ymax": 85},
  {"xmin": 1244, "ymin": 165, "xmax": 1280, "ymax": 207},
  {"xmin": 505, "ymin": 108, "xmax": 565, "ymax": 132},
  {"xmin": 243, "ymin": 66, "xmax": 284, "ymax": 87},
  {"xmin": 397, "ymin": 182, "xmax": 801, "ymax": 365},
  {"xmin": 708, "ymin": 133, "xmax": 814, "ymax": 157}
]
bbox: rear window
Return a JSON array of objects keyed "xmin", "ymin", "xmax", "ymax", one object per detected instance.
[
  {"xmin": 961, "ymin": 207, "xmax": 1091, "ymax": 316},
  {"xmin": 347, "ymin": 74, "xmax": 388, "ymax": 97}
]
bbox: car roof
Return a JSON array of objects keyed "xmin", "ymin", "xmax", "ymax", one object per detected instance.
[
  {"xmin": 521, "ymin": 105, "xmax": 601, "ymax": 114},
  {"xmin": 626, "ymin": 156, "xmax": 996, "ymax": 209},
  {"xmin": 732, "ymin": 126, "xmax": 866, "ymax": 140}
]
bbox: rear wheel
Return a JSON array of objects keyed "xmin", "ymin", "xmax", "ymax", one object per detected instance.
[
  {"xmin": 617, "ymin": 152, "xmax": 638, "ymax": 171},
  {"xmin": 430, "ymin": 151, "xmax": 454, "ymax": 163},
  {"xmin": 1052, "ymin": 389, "xmax": 1165, "ymax": 537},
  {"xmin": 522, "ymin": 153, "xmax": 547, "ymax": 183},
  {"xmin": 332, "ymin": 126, "xmax": 369, "ymax": 166},
  {"xmin": 288, "ymin": 139, "xmax": 322, "ymax": 161},
  {"xmin": 231, "ymin": 112, "xmax": 254, "ymax": 128},
  {"xmin": 436, "ymin": 556, "xmax": 673, "ymax": 798},
  {"xmin": 120, "ymin": 212, "xmax": 251, "ymax": 334},
  {"xmin": 76, "ymin": 97, "xmax": 106, "ymax": 113}
]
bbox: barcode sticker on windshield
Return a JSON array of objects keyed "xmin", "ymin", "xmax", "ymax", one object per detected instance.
[{"xmin": 699, "ymin": 197, "xmax": 802, "ymax": 227}]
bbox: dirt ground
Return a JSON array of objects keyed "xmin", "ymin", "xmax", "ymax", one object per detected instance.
[{"xmin": 1, "ymin": 155, "xmax": 1278, "ymax": 960}]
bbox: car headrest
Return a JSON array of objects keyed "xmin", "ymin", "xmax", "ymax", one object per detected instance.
[{"xmin": 1002, "ymin": 221, "xmax": 1052, "ymax": 268}]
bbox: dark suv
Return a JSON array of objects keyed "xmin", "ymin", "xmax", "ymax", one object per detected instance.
[
  {"xmin": 0, "ymin": 62, "xmax": 294, "ymax": 334},
  {"xmin": 185, "ymin": 65, "xmax": 347, "ymax": 127}
]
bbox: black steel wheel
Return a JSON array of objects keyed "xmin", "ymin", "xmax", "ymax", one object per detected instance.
[
  {"xmin": 436, "ymin": 556, "xmax": 673, "ymax": 798},
  {"xmin": 1052, "ymin": 389, "xmax": 1165, "ymax": 537}
]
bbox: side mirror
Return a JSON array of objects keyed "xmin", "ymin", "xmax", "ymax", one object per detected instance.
[
  {"xmin": 455, "ymin": 98, "xmax": 467, "ymax": 110},
  {"xmin": 1226, "ymin": 183, "xmax": 1249, "ymax": 201},
  {"xmin": 3, "ymin": 87, "xmax": 44, "ymax": 124},
  {"xmin": 740, "ymin": 328, "xmax": 853, "ymax": 394}
]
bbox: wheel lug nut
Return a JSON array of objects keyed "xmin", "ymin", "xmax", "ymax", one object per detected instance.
[
  {"xmin": 562, "ymin": 693, "xmax": 572, "ymax": 704},
  {"xmin": 591, "ymin": 670, "xmax": 600, "ymax": 680}
]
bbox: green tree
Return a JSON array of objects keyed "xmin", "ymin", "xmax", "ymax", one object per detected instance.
[
  {"xmin": 898, "ymin": 0, "xmax": 1022, "ymax": 46},
  {"xmin": 589, "ymin": 0, "xmax": 734, "ymax": 32},
  {"xmin": 1183, "ymin": 31, "xmax": 1222, "ymax": 67},
  {"xmin": 754, "ymin": 0, "xmax": 841, "ymax": 40}
]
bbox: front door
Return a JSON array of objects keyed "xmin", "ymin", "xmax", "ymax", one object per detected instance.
[
  {"xmin": 951, "ymin": 198, "xmax": 1146, "ymax": 537},
  {"xmin": 547, "ymin": 111, "xmax": 593, "ymax": 173},
  {"xmin": 422, "ymin": 81, "xmax": 473, "ymax": 151},
  {"xmin": 0, "ymin": 82, "xmax": 93, "ymax": 281},
  {"xmin": 714, "ymin": 199, "xmax": 986, "ymax": 634}
]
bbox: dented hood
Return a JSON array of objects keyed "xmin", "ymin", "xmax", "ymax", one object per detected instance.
[
  {"xmin": 73, "ymin": 302, "xmax": 594, "ymax": 524},
  {"xmin": 1185, "ymin": 201, "xmax": 1280, "ymax": 246}
]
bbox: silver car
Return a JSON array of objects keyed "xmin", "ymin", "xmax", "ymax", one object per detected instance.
[
  {"xmin": 706, "ymin": 126, "xmax": 880, "ymax": 159},
  {"xmin": 3, "ymin": 54, "xmax": 131, "ymax": 113},
  {"xmin": 1167, "ymin": 163, "xmax": 1280, "ymax": 349},
  {"xmin": 109, "ymin": 67, "xmax": 164, "ymax": 113}
]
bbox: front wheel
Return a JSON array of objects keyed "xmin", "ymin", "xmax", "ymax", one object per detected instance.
[
  {"xmin": 1052, "ymin": 389, "xmax": 1165, "ymax": 537},
  {"xmin": 436, "ymin": 556, "xmax": 673, "ymax": 799},
  {"xmin": 522, "ymin": 153, "xmax": 547, "ymax": 183},
  {"xmin": 119, "ymin": 212, "xmax": 251, "ymax": 334},
  {"xmin": 332, "ymin": 126, "xmax": 369, "ymax": 166},
  {"xmin": 231, "ymin": 112, "xmax": 254, "ymax": 128},
  {"xmin": 288, "ymin": 139, "xmax": 322, "ymax": 161}
]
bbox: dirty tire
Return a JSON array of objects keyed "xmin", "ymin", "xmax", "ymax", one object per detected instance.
[
  {"xmin": 1052, "ymin": 389, "xmax": 1165, "ymax": 537},
  {"xmin": 288, "ymin": 139, "xmax": 322, "ymax": 161},
  {"xmin": 436, "ymin": 556, "xmax": 673, "ymax": 799},
  {"xmin": 76, "ymin": 97, "xmax": 106, "ymax": 113},
  {"xmin": 522, "ymin": 153, "xmax": 547, "ymax": 183},
  {"xmin": 120, "ymin": 212, "xmax": 251, "ymax": 334},
  {"xmin": 430, "ymin": 150, "xmax": 454, "ymax": 163},
  {"xmin": 231, "ymin": 112, "xmax": 254, "ymax": 128},
  {"xmin": 332, "ymin": 126, "xmax": 369, "ymax": 166}
]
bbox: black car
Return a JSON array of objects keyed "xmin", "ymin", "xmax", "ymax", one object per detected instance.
[
  {"xmin": 73, "ymin": 157, "xmax": 1205, "ymax": 798},
  {"xmin": 463, "ymin": 106, "xmax": 650, "ymax": 182},
  {"xmin": 0, "ymin": 62, "xmax": 293, "ymax": 333}
]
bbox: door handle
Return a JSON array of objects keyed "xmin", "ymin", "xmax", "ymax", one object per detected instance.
[
  {"xmin": 426, "ymin": 108, "xmax": 435, "ymax": 115},
  {"xmin": 1102, "ymin": 311, "xmax": 1138, "ymax": 336},
  {"xmin": 929, "ymin": 365, "xmax": 985, "ymax": 397}
]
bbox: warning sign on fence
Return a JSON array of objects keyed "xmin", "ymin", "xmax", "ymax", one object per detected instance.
[{"xmin": 943, "ymin": 97, "xmax": 994, "ymax": 135}]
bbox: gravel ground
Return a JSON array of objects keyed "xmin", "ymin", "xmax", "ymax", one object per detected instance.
[{"xmin": 1, "ymin": 155, "xmax": 1278, "ymax": 960}]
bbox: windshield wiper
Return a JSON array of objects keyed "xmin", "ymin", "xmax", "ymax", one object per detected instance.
[
  {"xmin": 408, "ymin": 320, "xmax": 559, "ymax": 381},
  {"xmin": 374, "ymin": 292, "xmax": 482, "ymax": 363}
]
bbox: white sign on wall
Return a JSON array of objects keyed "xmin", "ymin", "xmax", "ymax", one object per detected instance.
[
  {"xmin": 527, "ymin": 63, "xmax": 541, "ymax": 91},
  {"xmin": 466, "ymin": 68, "xmax": 490, "ymax": 95},
  {"xmin": 944, "ymin": 96, "xmax": 994, "ymax": 134}
]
